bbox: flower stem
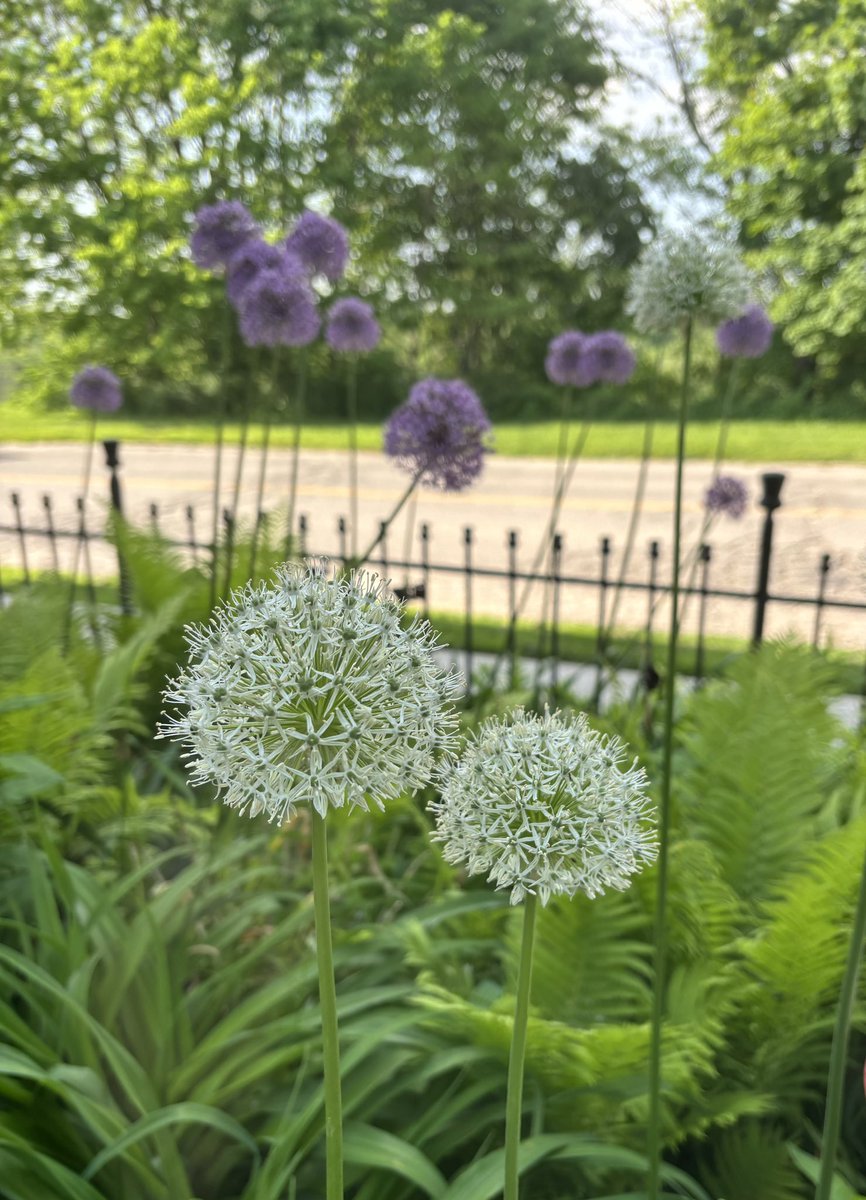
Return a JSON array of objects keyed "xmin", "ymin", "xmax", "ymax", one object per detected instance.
[
  {"xmin": 249, "ymin": 350, "xmax": 281, "ymax": 579},
  {"xmin": 286, "ymin": 350, "xmax": 308, "ymax": 554},
  {"xmin": 311, "ymin": 810, "xmax": 343, "ymax": 1200},
  {"xmin": 815, "ymin": 842, "xmax": 866, "ymax": 1200},
  {"xmin": 209, "ymin": 302, "xmax": 233, "ymax": 610},
  {"xmin": 603, "ymin": 418, "xmax": 655, "ymax": 639},
  {"xmin": 504, "ymin": 893, "xmax": 538, "ymax": 1200},
  {"xmin": 647, "ymin": 317, "xmax": 693, "ymax": 1200},
  {"xmin": 351, "ymin": 471, "xmax": 422, "ymax": 571},
  {"xmin": 346, "ymin": 356, "xmax": 359, "ymax": 560},
  {"xmin": 63, "ymin": 410, "xmax": 98, "ymax": 654}
]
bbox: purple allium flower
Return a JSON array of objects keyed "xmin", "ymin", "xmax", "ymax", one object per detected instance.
[
  {"xmin": 705, "ymin": 475, "xmax": 749, "ymax": 519},
  {"xmin": 285, "ymin": 211, "xmax": 350, "ymax": 282},
  {"xmin": 190, "ymin": 200, "xmax": 260, "ymax": 270},
  {"xmin": 226, "ymin": 239, "xmax": 295, "ymax": 308},
  {"xmin": 715, "ymin": 304, "xmax": 774, "ymax": 358},
  {"xmin": 326, "ymin": 297, "xmax": 381, "ymax": 353},
  {"xmin": 69, "ymin": 366, "xmax": 123, "ymax": 413},
  {"xmin": 545, "ymin": 331, "xmax": 597, "ymax": 388},
  {"xmin": 238, "ymin": 266, "xmax": 320, "ymax": 348},
  {"xmin": 385, "ymin": 378, "xmax": 492, "ymax": 492},
  {"xmin": 584, "ymin": 331, "xmax": 637, "ymax": 384}
]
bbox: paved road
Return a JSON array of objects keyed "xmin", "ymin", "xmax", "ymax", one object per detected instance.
[{"xmin": 2, "ymin": 440, "xmax": 865, "ymax": 648}]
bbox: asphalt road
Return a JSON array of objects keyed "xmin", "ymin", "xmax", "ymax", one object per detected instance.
[{"xmin": 2, "ymin": 440, "xmax": 865, "ymax": 649}]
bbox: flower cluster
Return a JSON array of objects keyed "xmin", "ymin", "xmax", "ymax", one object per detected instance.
[
  {"xmin": 238, "ymin": 266, "xmax": 320, "ymax": 348},
  {"xmin": 545, "ymin": 330, "xmax": 635, "ymax": 387},
  {"xmin": 705, "ymin": 475, "xmax": 749, "ymax": 519},
  {"xmin": 226, "ymin": 240, "xmax": 296, "ymax": 308},
  {"xmin": 191, "ymin": 201, "xmax": 260, "ymax": 270},
  {"xmin": 626, "ymin": 230, "xmax": 752, "ymax": 333},
  {"xmin": 716, "ymin": 304, "xmax": 774, "ymax": 359},
  {"xmin": 159, "ymin": 565, "xmax": 459, "ymax": 823},
  {"xmin": 385, "ymin": 378, "xmax": 492, "ymax": 492},
  {"xmin": 326, "ymin": 297, "xmax": 381, "ymax": 353},
  {"xmin": 286, "ymin": 210, "xmax": 350, "ymax": 282},
  {"xmin": 69, "ymin": 366, "xmax": 123, "ymax": 413},
  {"xmin": 430, "ymin": 708, "xmax": 657, "ymax": 905}
]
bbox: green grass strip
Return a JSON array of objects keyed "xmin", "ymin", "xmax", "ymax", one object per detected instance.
[{"xmin": 4, "ymin": 409, "xmax": 866, "ymax": 462}]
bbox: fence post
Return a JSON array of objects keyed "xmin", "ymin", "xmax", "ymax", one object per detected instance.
[
  {"xmin": 695, "ymin": 543, "xmax": 711, "ymax": 685},
  {"xmin": 103, "ymin": 439, "xmax": 132, "ymax": 614},
  {"xmin": 42, "ymin": 494, "xmax": 60, "ymax": 574},
  {"xmin": 420, "ymin": 523, "xmax": 430, "ymax": 619},
  {"xmin": 506, "ymin": 529, "xmax": 519, "ymax": 689},
  {"xmin": 812, "ymin": 553, "xmax": 831, "ymax": 649},
  {"xmin": 551, "ymin": 532, "xmax": 563, "ymax": 690},
  {"xmin": 10, "ymin": 493, "xmax": 30, "ymax": 585},
  {"xmin": 464, "ymin": 526, "xmax": 474, "ymax": 694},
  {"xmin": 752, "ymin": 472, "xmax": 785, "ymax": 647}
]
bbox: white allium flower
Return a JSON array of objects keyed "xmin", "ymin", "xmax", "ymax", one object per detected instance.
[
  {"xmin": 430, "ymin": 709, "xmax": 656, "ymax": 906},
  {"xmin": 158, "ymin": 564, "xmax": 460, "ymax": 822},
  {"xmin": 625, "ymin": 230, "xmax": 752, "ymax": 334}
]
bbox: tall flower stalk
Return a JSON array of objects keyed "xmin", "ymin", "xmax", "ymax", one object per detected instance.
[
  {"xmin": 64, "ymin": 366, "xmax": 123, "ymax": 651},
  {"xmin": 326, "ymin": 298, "xmax": 381, "ymax": 560},
  {"xmin": 431, "ymin": 708, "xmax": 656, "ymax": 1200},
  {"xmin": 815, "ymin": 842, "xmax": 866, "ymax": 1200},
  {"xmin": 159, "ymin": 566, "xmax": 459, "ymax": 1200},
  {"xmin": 626, "ymin": 229, "xmax": 751, "ymax": 1200}
]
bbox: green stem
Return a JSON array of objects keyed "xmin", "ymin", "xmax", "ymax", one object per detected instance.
[
  {"xmin": 63, "ymin": 410, "xmax": 98, "ymax": 653},
  {"xmin": 209, "ymin": 302, "xmax": 233, "ymax": 610},
  {"xmin": 815, "ymin": 843, "xmax": 866, "ymax": 1200},
  {"xmin": 224, "ymin": 388, "xmax": 251, "ymax": 592},
  {"xmin": 286, "ymin": 351, "xmax": 308, "ymax": 550},
  {"xmin": 249, "ymin": 350, "xmax": 281, "ymax": 579},
  {"xmin": 647, "ymin": 318, "xmax": 693, "ymax": 1200},
  {"xmin": 604, "ymin": 419, "xmax": 655, "ymax": 639},
  {"xmin": 350, "ymin": 471, "xmax": 422, "ymax": 572},
  {"xmin": 346, "ymin": 356, "xmax": 359, "ymax": 560},
  {"xmin": 504, "ymin": 894, "xmax": 537, "ymax": 1200},
  {"xmin": 311, "ymin": 811, "xmax": 343, "ymax": 1200}
]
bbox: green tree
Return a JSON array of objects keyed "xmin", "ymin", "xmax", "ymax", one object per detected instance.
[
  {"xmin": 700, "ymin": 0, "xmax": 866, "ymax": 387},
  {"xmin": 0, "ymin": 0, "xmax": 651, "ymax": 418}
]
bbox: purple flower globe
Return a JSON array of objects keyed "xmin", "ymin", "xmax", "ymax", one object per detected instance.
[
  {"xmin": 545, "ymin": 331, "xmax": 597, "ymax": 388},
  {"xmin": 705, "ymin": 475, "xmax": 748, "ymax": 519},
  {"xmin": 584, "ymin": 331, "xmax": 636, "ymax": 384},
  {"xmin": 226, "ymin": 240, "xmax": 297, "ymax": 308},
  {"xmin": 716, "ymin": 305, "xmax": 774, "ymax": 358},
  {"xmin": 286, "ymin": 211, "xmax": 350, "ymax": 282},
  {"xmin": 326, "ymin": 298, "xmax": 381, "ymax": 353},
  {"xmin": 238, "ymin": 265, "xmax": 320, "ymax": 348},
  {"xmin": 385, "ymin": 378, "xmax": 492, "ymax": 492},
  {"xmin": 190, "ymin": 200, "xmax": 260, "ymax": 270},
  {"xmin": 69, "ymin": 366, "xmax": 123, "ymax": 413}
]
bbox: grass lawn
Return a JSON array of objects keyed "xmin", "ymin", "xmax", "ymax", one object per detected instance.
[{"xmin": 3, "ymin": 408, "xmax": 866, "ymax": 462}]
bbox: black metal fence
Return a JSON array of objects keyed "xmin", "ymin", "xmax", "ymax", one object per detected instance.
[{"xmin": 3, "ymin": 442, "xmax": 866, "ymax": 698}]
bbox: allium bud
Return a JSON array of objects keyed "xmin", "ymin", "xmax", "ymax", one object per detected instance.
[
  {"xmin": 705, "ymin": 475, "xmax": 748, "ymax": 519},
  {"xmin": 159, "ymin": 566, "xmax": 459, "ymax": 823},
  {"xmin": 626, "ymin": 231, "xmax": 751, "ymax": 334},
  {"xmin": 69, "ymin": 366, "xmax": 123, "ymax": 413},
  {"xmin": 190, "ymin": 200, "xmax": 259, "ymax": 270},
  {"xmin": 326, "ymin": 297, "xmax": 381, "ymax": 353},
  {"xmin": 384, "ymin": 378, "xmax": 492, "ymax": 492},
  {"xmin": 545, "ymin": 331, "xmax": 596, "ymax": 388},
  {"xmin": 238, "ymin": 265, "xmax": 320, "ymax": 347},
  {"xmin": 286, "ymin": 210, "xmax": 350, "ymax": 282},
  {"xmin": 430, "ymin": 709, "xmax": 656, "ymax": 905},
  {"xmin": 715, "ymin": 304, "xmax": 774, "ymax": 358}
]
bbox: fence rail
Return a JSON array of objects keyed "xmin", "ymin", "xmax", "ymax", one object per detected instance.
[{"xmin": 2, "ymin": 441, "xmax": 866, "ymax": 700}]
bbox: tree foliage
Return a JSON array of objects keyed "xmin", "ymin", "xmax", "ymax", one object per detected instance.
[
  {"xmin": 700, "ymin": 0, "xmax": 866, "ymax": 386},
  {"xmin": 0, "ymin": 0, "xmax": 652, "ymax": 417}
]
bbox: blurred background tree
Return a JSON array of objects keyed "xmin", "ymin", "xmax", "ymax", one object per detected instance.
[{"xmin": 0, "ymin": 0, "xmax": 653, "ymax": 418}]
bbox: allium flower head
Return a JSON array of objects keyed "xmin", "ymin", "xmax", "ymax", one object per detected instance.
[
  {"xmin": 584, "ymin": 331, "xmax": 637, "ymax": 384},
  {"xmin": 545, "ymin": 331, "xmax": 596, "ymax": 388},
  {"xmin": 705, "ymin": 475, "xmax": 749, "ymax": 519},
  {"xmin": 190, "ymin": 200, "xmax": 259, "ymax": 270},
  {"xmin": 69, "ymin": 366, "xmax": 123, "ymax": 413},
  {"xmin": 715, "ymin": 304, "xmax": 774, "ymax": 358},
  {"xmin": 238, "ymin": 265, "xmax": 320, "ymax": 347},
  {"xmin": 430, "ymin": 709, "xmax": 656, "ymax": 906},
  {"xmin": 226, "ymin": 239, "xmax": 296, "ymax": 308},
  {"xmin": 286, "ymin": 210, "xmax": 350, "ymax": 282},
  {"xmin": 159, "ymin": 565, "xmax": 460, "ymax": 823},
  {"xmin": 384, "ymin": 377, "xmax": 492, "ymax": 492},
  {"xmin": 625, "ymin": 231, "xmax": 751, "ymax": 333},
  {"xmin": 326, "ymin": 297, "xmax": 381, "ymax": 353}
]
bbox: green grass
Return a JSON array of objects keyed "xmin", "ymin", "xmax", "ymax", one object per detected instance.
[{"xmin": 3, "ymin": 408, "xmax": 866, "ymax": 462}]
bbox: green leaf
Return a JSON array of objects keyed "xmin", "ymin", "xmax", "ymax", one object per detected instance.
[{"xmin": 343, "ymin": 1121, "xmax": 447, "ymax": 1197}]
